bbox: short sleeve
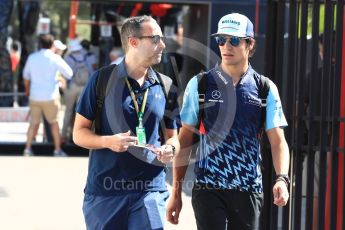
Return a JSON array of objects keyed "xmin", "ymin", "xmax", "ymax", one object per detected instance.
[
  {"xmin": 265, "ymin": 80, "xmax": 288, "ymax": 131},
  {"xmin": 180, "ymin": 76, "xmax": 199, "ymax": 126},
  {"xmin": 75, "ymin": 70, "xmax": 99, "ymax": 120}
]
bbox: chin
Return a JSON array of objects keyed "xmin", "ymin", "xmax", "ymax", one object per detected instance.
[{"xmin": 152, "ymin": 57, "xmax": 162, "ymax": 64}]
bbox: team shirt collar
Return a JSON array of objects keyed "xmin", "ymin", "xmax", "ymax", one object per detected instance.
[{"xmin": 213, "ymin": 63, "xmax": 254, "ymax": 85}]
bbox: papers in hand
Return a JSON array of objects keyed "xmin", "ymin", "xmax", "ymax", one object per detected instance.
[{"xmin": 131, "ymin": 144, "xmax": 162, "ymax": 154}]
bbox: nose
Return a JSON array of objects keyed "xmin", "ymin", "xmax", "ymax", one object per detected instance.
[
  {"xmin": 224, "ymin": 39, "xmax": 233, "ymax": 48},
  {"xmin": 159, "ymin": 39, "xmax": 166, "ymax": 49}
]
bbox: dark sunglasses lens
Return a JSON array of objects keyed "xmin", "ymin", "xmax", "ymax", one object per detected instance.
[
  {"xmin": 230, "ymin": 37, "xmax": 241, "ymax": 46},
  {"xmin": 153, "ymin": 35, "xmax": 165, "ymax": 44},
  {"xmin": 216, "ymin": 36, "xmax": 226, "ymax": 46},
  {"xmin": 153, "ymin": 35, "xmax": 160, "ymax": 44}
]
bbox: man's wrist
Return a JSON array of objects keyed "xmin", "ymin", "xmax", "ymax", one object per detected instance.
[
  {"xmin": 172, "ymin": 187, "xmax": 182, "ymax": 198},
  {"xmin": 275, "ymin": 174, "xmax": 290, "ymax": 188},
  {"xmin": 166, "ymin": 144, "xmax": 176, "ymax": 155}
]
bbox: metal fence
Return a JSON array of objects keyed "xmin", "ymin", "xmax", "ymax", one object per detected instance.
[{"xmin": 262, "ymin": 0, "xmax": 345, "ymax": 229}]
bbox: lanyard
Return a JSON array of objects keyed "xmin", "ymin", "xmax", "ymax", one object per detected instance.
[{"xmin": 125, "ymin": 78, "xmax": 149, "ymax": 119}]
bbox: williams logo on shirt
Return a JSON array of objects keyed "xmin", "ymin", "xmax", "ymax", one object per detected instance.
[{"xmin": 242, "ymin": 93, "xmax": 261, "ymax": 107}]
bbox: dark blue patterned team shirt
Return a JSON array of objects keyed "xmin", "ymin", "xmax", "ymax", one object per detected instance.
[{"xmin": 180, "ymin": 64, "xmax": 287, "ymax": 193}]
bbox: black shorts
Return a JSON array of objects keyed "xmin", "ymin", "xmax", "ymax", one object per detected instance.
[{"xmin": 191, "ymin": 183, "xmax": 264, "ymax": 230}]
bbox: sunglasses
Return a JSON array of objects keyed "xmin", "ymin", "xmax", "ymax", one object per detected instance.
[
  {"xmin": 137, "ymin": 35, "xmax": 166, "ymax": 44},
  {"xmin": 215, "ymin": 35, "xmax": 248, "ymax": 47}
]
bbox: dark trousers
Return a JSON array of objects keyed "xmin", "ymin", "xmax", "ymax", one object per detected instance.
[{"xmin": 192, "ymin": 183, "xmax": 263, "ymax": 230}]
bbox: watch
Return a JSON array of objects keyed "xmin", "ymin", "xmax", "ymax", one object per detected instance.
[
  {"xmin": 276, "ymin": 174, "xmax": 290, "ymax": 188},
  {"xmin": 168, "ymin": 144, "xmax": 176, "ymax": 156}
]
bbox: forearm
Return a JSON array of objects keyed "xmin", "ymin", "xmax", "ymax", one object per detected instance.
[
  {"xmin": 171, "ymin": 125, "xmax": 194, "ymax": 196},
  {"xmin": 172, "ymin": 145, "xmax": 192, "ymax": 194},
  {"xmin": 73, "ymin": 126, "xmax": 108, "ymax": 150},
  {"xmin": 271, "ymin": 139, "xmax": 290, "ymax": 175},
  {"xmin": 172, "ymin": 158, "xmax": 190, "ymax": 197}
]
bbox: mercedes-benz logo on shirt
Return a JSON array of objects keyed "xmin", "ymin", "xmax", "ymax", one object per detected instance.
[{"xmin": 211, "ymin": 90, "xmax": 221, "ymax": 99}]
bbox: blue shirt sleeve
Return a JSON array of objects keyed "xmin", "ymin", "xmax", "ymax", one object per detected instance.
[
  {"xmin": 180, "ymin": 76, "xmax": 199, "ymax": 126},
  {"xmin": 265, "ymin": 80, "xmax": 288, "ymax": 131},
  {"xmin": 75, "ymin": 70, "xmax": 99, "ymax": 120}
]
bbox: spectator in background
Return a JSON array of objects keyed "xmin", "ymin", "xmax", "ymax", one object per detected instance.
[
  {"xmin": 80, "ymin": 39, "xmax": 98, "ymax": 70},
  {"xmin": 52, "ymin": 39, "xmax": 68, "ymax": 91},
  {"xmin": 52, "ymin": 40, "xmax": 67, "ymax": 56},
  {"xmin": 23, "ymin": 34, "xmax": 73, "ymax": 156},
  {"xmin": 61, "ymin": 39, "xmax": 96, "ymax": 143},
  {"xmin": 37, "ymin": 39, "xmax": 68, "ymax": 144},
  {"xmin": 109, "ymin": 47, "xmax": 124, "ymax": 65},
  {"xmin": 10, "ymin": 41, "xmax": 20, "ymax": 73}
]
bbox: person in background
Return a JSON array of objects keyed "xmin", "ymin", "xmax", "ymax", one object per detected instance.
[
  {"xmin": 10, "ymin": 41, "xmax": 20, "ymax": 107},
  {"xmin": 109, "ymin": 47, "xmax": 124, "ymax": 65},
  {"xmin": 38, "ymin": 39, "xmax": 68, "ymax": 144},
  {"xmin": 23, "ymin": 34, "xmax": 73, "ymax": 156},
  {"xmin": 10, "ymin": 41, "xmax": 20, "ymax": 73},
  {"xmin": 61, "ymin": 39, "xmax": 96, "ymax": 143},
  {"xmin": 80, "ymin": 39, "xmax": 98, "ymax": 70},
  {"xmin": 52, "ymin": 40, "xmax": 67, "ymax": 56}
]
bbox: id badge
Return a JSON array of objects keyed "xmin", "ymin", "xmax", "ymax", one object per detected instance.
[{"xmin": 136, "ymin": 126, "xmax": 147, "ymax": 146}]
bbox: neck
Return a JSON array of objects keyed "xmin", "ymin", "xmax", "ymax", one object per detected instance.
[
  {"xmin": 220, "ymin": 61, "xmax": 249, "ymax": 83},
  {"xmin": 124, "ymin": 54, "xmax": 149, "ymax": 84}
]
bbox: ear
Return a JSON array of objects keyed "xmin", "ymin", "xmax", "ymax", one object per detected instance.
[
  {"xmin": 128, "ymin": 37, "xmax": 138, "ymax": 48},
  {"xmin": 248, "ymin": 38, "xmax": 256, "ymax": 50}
]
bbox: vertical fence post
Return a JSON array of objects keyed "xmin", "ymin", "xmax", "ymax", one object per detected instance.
[
  {"xmin": 69, "ymin": 0, "xmax": 79, "ymax": 40},
  {"xmin": 337, "ymin": 2, "xmax": 345, "ymax": 230}
]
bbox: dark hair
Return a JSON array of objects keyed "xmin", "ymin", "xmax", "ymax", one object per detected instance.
[
  {"xmin": 80, "ymin": 39, "xmax": 90, "ymax": 50},
  {"xmin": 120, "ymin": 15, "xmax": 155, "ymax": 53},
  {"xmin": 246, "ymin": 38, "xmax": 256, "ymax": 57},
  {"xmin": 39, "ymin": 34, "xmax": 54, "ymax": 49},
  {"xmin": 11, "ymin": 42, "xmax": 19, "ymax": 51}
]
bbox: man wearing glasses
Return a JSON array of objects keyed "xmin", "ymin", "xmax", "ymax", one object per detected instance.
[
  {"xmin": 167, "ymin": 13, "xmax": 290, "ymax": 229},
  {"xmin": 73, "ymin": 15, "xmax": 180, "ymax": 229}
]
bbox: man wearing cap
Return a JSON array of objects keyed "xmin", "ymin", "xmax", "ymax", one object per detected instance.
[
  {"xmin": 52, "ymin": 40, "xmax": 67, "ymax": 56},
  {"xmin": 61, "ymin": 39, "xmax": 96, "ymax": 143},
  {"xmin": 167, "ymin": 13, "xmax": 290, "ymax": 229}
]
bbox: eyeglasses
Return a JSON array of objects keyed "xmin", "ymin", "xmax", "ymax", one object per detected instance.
[
  {"xmin": 137, "ymin": 35, "xmax": 166, "ymax": 44},
  {"xmin": 215, "ymin": 35, "xmax": 248, "ymax": 47}
]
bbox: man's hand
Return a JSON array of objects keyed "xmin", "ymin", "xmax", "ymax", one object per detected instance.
[
  {"xmin": 155, "ymin": 144, "xmax": 175, "ymax": 164},
  {"xmin": 273, "ymin": 180, "xmax": 289, "ymax": 206},
  {"xmin": 103, "ymin": 130, "xmax": 137, "ymax": 152},
  {"xmin": 166, "ymin": 193, "xmax": 182, "ymax": 225}
]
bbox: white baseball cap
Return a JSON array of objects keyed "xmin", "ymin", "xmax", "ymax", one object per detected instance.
[
  {"xmin": 68, "ymin": 39, "xmax": 82, "ymax": 52},
  {"xmin": 211, "ymin": 13, "xmax": 254, "ymax": 38},
  {"xmin": 53, "ymin": 40, "xmax": 67, "ymax": 50}
]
